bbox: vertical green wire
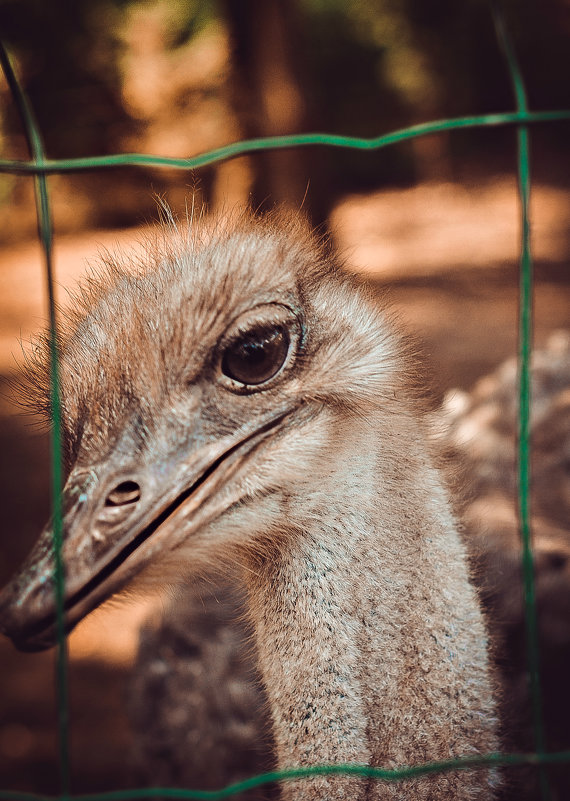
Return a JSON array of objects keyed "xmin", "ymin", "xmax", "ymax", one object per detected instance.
[
  {"xmin": 490, "ymin": 4, "xmax": 549, "ymax": 797},
  {"xmin": 0, "ymin": 43, "xmax": 70, "ymax": 799}
]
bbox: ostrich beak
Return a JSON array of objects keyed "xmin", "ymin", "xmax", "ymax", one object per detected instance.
[{"xmin": 0, "ymin": 407, "xmax": 293, "ymax": 652}]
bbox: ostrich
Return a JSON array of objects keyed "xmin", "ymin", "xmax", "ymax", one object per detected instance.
[{"xmin": 0, "ymin": 210, "xmax": 498, "ymax": 799}]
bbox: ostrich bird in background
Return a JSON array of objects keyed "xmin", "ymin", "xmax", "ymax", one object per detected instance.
[
  {"xmin": 0, "ymin": 210, "xmax": 498, "ymax": 799},
  {"xmin": 437, "ymin": 332, "xmax": 570, "ymax": 801}
]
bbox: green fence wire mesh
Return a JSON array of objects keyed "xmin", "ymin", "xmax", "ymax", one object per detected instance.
[{"xmin": 1, "ymin": 2, "xmax": 570, "ymax": 799}]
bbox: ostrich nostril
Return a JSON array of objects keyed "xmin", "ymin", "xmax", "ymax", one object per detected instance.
[{"xmin": 105, "ymin": 480, "xmax": 141, "ymax": 507}]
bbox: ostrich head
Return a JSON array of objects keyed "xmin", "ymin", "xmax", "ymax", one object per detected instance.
[{"xmin": 0, "ymin": 210, "xmax": 405, "ymax": 651}]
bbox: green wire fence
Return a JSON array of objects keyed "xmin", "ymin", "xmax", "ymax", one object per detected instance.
[{"xmin": 1, "ymin": 2, "xmax": 569, "ymax": 799}]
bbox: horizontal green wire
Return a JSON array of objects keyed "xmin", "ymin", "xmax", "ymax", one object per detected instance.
[
  {"xmin": 0, "ymin": 110, "xmax": 568, "ymax": 175},
  {"xmin": 2, "ymin": 752, "xmax": 570, "ymax": 801}
]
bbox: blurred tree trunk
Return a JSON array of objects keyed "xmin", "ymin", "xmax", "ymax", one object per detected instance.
[{"xmin": 221, "ymin": 0, "xmax": 330, "ymax": 226}]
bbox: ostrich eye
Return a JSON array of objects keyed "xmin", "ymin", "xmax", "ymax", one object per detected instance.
[{"xmin": 221, "ymin": 325, "xmax": 290, "ymax": 386}]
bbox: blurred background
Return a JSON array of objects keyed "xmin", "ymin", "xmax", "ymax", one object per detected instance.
[{"xmin": 0, "ymin": 0, "xmax": 569, "ymax": 798}]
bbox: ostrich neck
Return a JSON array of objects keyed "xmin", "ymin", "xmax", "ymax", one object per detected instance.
[
  {"xmin": 244, "ymin": 425, "xmax": 393, "ymax": 798},
  {"xmin": 247, "ymin": 517, "xmax": 374, "ymax": 799},
  {"xmin": 243, "ymin": 419, "xmax": 497, "ymax": 800}
]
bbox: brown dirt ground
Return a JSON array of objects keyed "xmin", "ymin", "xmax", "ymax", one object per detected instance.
[{"xmin": 0, "ymin": 178, "xmax": 569, "ymax": 795}]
